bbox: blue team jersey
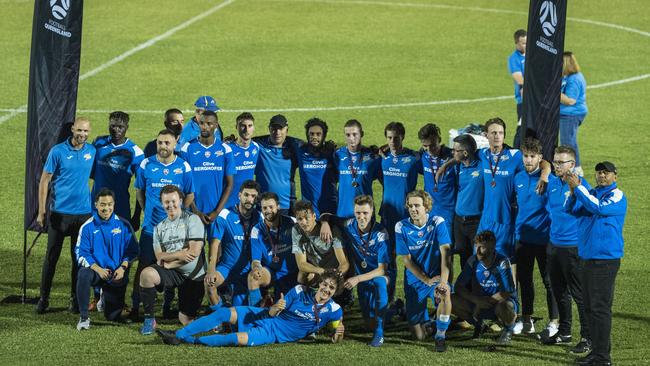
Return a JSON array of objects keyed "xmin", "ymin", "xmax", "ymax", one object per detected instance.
[
  {"xmin": 508, "ymin": 50, "xmax": 525, "ymax": 104},
  {"xmin": 254, "ymin": 136, "xmax": 301, "ymax": 210},
  {"xmin": 92, "ymin": 136, "xmax": 144, "ymax": 219},
  {"xmin": 454, "ymin": 159, "xmax": 484, "ymax": 217},
  {"xmin": 266, "ymin": 285, "xmax": 343, "ymax": 343},
  {"xmin": 380, "ymin": 149, "xmax": 419, "ymax": 231},
  {"xmin": 395, "ymin": 214, "xmax": 451, "ymax": 284},
  {"xmin": 250, "ymin": 215, "xmax": 298, "ymax": 281},
  {"xmin": 334, "ymin": 146, "xmax": 381, "ymax": 218},
  {"xmin": 560, "ymin": 72, "xmax": 588, "ymax": 116},
  {"xmin": 297, "ymin": 145, "xmax": 338, "ymax": 217},
  {"xmin": 342, "ymin": 219, "xmax": 390, "ymax": 275},
  {"xmin": 456, "ymin": 253, "xmax": 517, "ymax": 300},
  {"xmin": 134, "ymin": 156, "xmax": 194, "ymax": 233},
  {"xmin": 178, "ymin": 117, "xmax": 222, "ymax": 149},
  {"xmin": 514, "ymin": 169, "xmax": 550, "ymax": 245},
  {"xmin": 546, "ymin": 174, "xmax": 589, "ymax": 247},
  {"xmin": 43, "ymin": 139, "xmax": 96, "ymax": 215},
  {"xmin": 225, "ymin": 141, "xmax": 260, "ymax": 208},
  {"xmin": 179, "ymin": 140, "xmax": 235, "ymax": 214},
  {"xmin": 478, "ymin": 147, "xmax": 523, "ymax": 224},
  {"xmin": 211, "ymin": 206, "xmax": 262, "ymax": 276},
  {"xmin": 418, "ymin": 147, "xmax": 456, "ymax": 221}
]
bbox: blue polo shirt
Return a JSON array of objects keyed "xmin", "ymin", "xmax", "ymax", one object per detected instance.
[
  {"xmin": 254, "ymin": 136, "xmax": 301, "ymax": 210},
  {"xmin": 514, "ymin": 169, "xmax": 550, "ymax": 245},
  {"xmin": 226, "ymin": 141, "xmax": 260, "ymax": 208},
  {"xmin": 454, "ymin": 159, "xmax": 484, "ymax": 217},
  {"xmin": 508, "ymin": 50, "xmax": 525, "ymax": 104},
  {"xmin": 334, "ymin": 146, "xmax": 381, "ymax": 218},
  {"xmin": 297, "ymin": 145, "xmax": 338, "ymax": 217},
  {"xmin": 560, "ymin": 72, "xmax": 588, "ymax": 116},
  {"xmin": 43, "ymin": 139, "xmax": 96, "ymax": 215}
]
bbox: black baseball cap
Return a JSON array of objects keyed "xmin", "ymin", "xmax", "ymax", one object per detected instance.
[
  {"xmin": 269, "ymin": 114, "xmax": 288, "ymax": 128},
  {"xmin": 595, "ymin": 161, "xmax": 617, "ymax": 174}
]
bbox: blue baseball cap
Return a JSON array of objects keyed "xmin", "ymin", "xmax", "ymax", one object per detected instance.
[{"xmin": 194, "ymin": 96, "xmax": 220, "ymax": 112}]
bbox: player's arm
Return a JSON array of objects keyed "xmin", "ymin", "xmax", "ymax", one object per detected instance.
[
  {"xmin": 512, "ymin": 71, "xmax": 524, "ymax": 89},
  {"xmin": 268, "ymin": 292, "xmax": 286, "ymax": 317},
  {"xmin": 536, "ymin": 159, "xmax": 552, "ymax": 194},
  {"xmin": 294, "ymin": 252, "xmax": 324, "ymax": 275},
  {"xmin": 206, "ymin": 237, "xmax": 221, "ymax": 284},
  {"xmin": 439, "ymin": 244, "xmax": 452, "ymax": 285},
  {"xmin": 211, "ymin": 175, "xmax": 233, "ymax": 221},
  {"xmin": 435, "ymin": 159, "xmax": 460, "ymax": 184},
  {"xmin": 183, "ymin": 192, "xmax": 195, "ymax": 211},
  {"xmin": 135, "ymin": 188, "xmax": 145, "ymax": 211},
  {"xmin": 333, "ymin": 247, "xmax": 349, "ymax": 275},
  {"xmin": 345, "ymin": 263, "xmax": 386, "ymax": 289},
  {"xmin": 37, "ymin": 172, "xmax": 53, "ymax": 227},
  {"xmin": 330, "ymin": 317, "xmax": 345, "ymax": 343},
  {"xmin": 400, "ymin": 254, "xmax": 433, "ymax": 284}
]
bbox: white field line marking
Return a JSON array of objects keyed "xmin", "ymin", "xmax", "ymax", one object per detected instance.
[{"xmin": 0, "ymin": 0, "xmax": 236, "ymax": 125}]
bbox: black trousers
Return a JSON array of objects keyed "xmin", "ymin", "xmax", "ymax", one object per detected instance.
[
  {"xmin": 40, "ymin": 212, "xmax": 91, "ymax": 300},
  {"xmin": 547, "ymin": 246, "xmax": 590, "ymax": 339},
  {"xmin": 582, "ymin": 259, "xmax": 620, "ymax": 363},
  {"xmin": 453, "ymin": 214, "xmax": 480, "ymax": 270},
  {"xmin": 76, "ymin": 266, "xmax": 128, "ymax": 320},
  {"xmin": 516, "ymin": 242, "xmax": 559, "ymax": 319}
]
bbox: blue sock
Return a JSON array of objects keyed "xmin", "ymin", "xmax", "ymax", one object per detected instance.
[
  {"xmin": 197, "ymin": 332, "xmax": 239, "ymax": 347},
  {"xmin": 248, "ymin": 288, "xmax": 262, "ymax": 307},
  {"xmin": 435, "ymin": 315, "xmax": 451, "ymax": 340},
  {"xmin": 374, "ymin": 277, "xmax": 388, "ymax": 338},
  {"xmin": 176, "ymin": 307, "xmax": 231, "ymax": 343}
]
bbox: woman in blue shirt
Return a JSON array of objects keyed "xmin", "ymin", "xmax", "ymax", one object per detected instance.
[{"xmin": 560, "ymin": 52, "xmax": 588, "ymax": 176}]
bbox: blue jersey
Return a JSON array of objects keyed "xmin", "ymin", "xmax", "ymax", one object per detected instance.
[
  {"xmin": 456, "ymin": 253, "xmax": 516, "ymax": 299},
  {"xmin": 380, "ymin": 149, "xmax": 419, "ymax": 232},
  {"xmin": 266, "ymin": 285, "xmax": 343, "ymax": 343},
  {"xmin": 76, "ymin": 212, "xmax": 139, "ymax": 271},
  {"xmin": 211, "ymin": 206, "xmax": 262, "ymax": 276},
  {"xmin": 508, "ymin": 49, "xmax": 525, "ymax": 104},
  {"xmin": 43, "ymin": 139, "xmax": 96, "ymax": 215},
  {"xmin": 297, "ymin": 145, "xmax": 338, "ymax": 217},
  {"xmin": 418, "ymin": 147, "xmax": 456, "ymax": 222},
  {"xmin": 560, "ymin": 72, "xmax": 588, "ymax": 116},
  {"xmin": 250, "ymin": 215, "xmax": 298, "ymax": 281},
  {"xmin": 334, "ymin": 146, "xmax": 381, "ymax": 218},
  {"xmin": 545, "ymin": 174, "xmax": 589, "ymax": 247},
  {"xmin": 225, "ymin": 141, "xmax": 260, "ymax": 208},
  {"xmin": 342, "ymin": 219, "xmax": 390, "ymax": 276},
  {"xmin": 454, "ymin": 159, "xmax": 484, "ymax": 217},
  {"xmin": 254, "ymin": 136, "xmax": 301, "ymax": 210},
  {"xmin": 514, "ymin": 169, "xmax": 550, "ymax": 245},
  {"xmin": 92, "ymin": 136, "xmax": 144, "ymax": 219},
  {"xmin": 134, "ymin": 156, "xmax": 194, "ymax": 234},
  {"xmin": 478, "ymin": 147, "xmax": 523, "ymax": 224},
  {"xmin": 178, "ymin": 117, "xmax": 222, "ymax": 150},
  {"xmin": 395, "ymin": 214, "xmax": 451, "ymax": 285},
  {"xmin": 180, "ymin": 140, "xmax": 235, "ymax": 214}
]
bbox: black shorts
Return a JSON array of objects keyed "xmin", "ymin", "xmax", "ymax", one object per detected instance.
[{"xmin": 150, "ymin": 264, "xmax": 205, "ymax": 317}]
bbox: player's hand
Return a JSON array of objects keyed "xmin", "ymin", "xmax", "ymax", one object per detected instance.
[
  {"xmin": 95, "ymin": 267, "xmax": 112, "ymax": 280},
  {"xmin": 252, "ymin": 266, "xmax": 263, "ymax": 281},
  {"xmin": 344, "ymin": 276, "xmax": 360, "ymax": 290},
  {"xmin": 207, "ymin": 210, "xmax": 219, "ymax": 223},
  {"xmin": 535, "ymin": 179, "xmax": 548, "ymax": 195},
  {"xmin": 113, "ymin": 267, "xmax": 125, "ymax": 281},
  {"xmin": 205, "ymin": 270, "xmax": 218, "ymax": 287},
  {"xmin": 269, "ymin": 293, "xmax": 286, "ymax": 316},
  {"xmin": 178, "ymin": 249, "xmax": 197, "ymax": 263},
  {"xmin": 435, "ymin": 164, "xmax": 447, "ymax": 184},
  {"xmin": 196, "ymin": 211, "xmax": 210, "ymax": 225},
  {"xmin": 435, "ymin": 281, "xmax": 449, "ymax": 296},
  {"xmin": 332, "ymin": 321, "xmax": 345, "ymax": 343},
  {"xmin": 129, "ymin": 214, "xmax": 140, "ymax": 232},
  {"xmin": 566, "ymin": 172, "xmax": 580, "ymax": 189},
  {"xmin": 320, "ymin": 221, "xmax": 333, "ymax": 244},
  {"xmin": 36, "ymin": 212, "xmax": 46, "ymax": 228}
]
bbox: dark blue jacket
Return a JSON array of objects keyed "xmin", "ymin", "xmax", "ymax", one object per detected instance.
[{"xmin": 75, "ymin": 212, "xmax": 139, "ymax": 270}]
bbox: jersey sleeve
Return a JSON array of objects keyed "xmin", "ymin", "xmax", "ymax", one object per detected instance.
[
  {"xmin": 122, "ymin": 223, "xmax": 140, "ymax": 263},
  {"xmin": 75, "ymin": 224, "xmax": 95, "ymax": 268},
  {"xmin": 43, "ymin": 147, "xmax": 59, "ymax": 174},
  {"xmin": 434, "ymin": 217, "xmax": 452, "ymax": 246},
  {"xmin": 135, "ymin": 159, "xmax": 147, "ymax": 190},
  {"xmin": 223, "ymin": 143, "xmax": 236, "ymax": 176},
  {"xmin": 508, "ymin": 53, "xmax": 522, "ymax": 74},
  {"xmin": 152, "ymin": 225, "xmax": 162, "ymax": 253},
  {"xmin": 211, "ymin": 211, "xmax": 228, "ymax": 241},
  {"xmin": 375, "ymin": 229, "xmax": 390, "ymax": 265},
  {"xmin": 131, "ymin": 145, "xmax": 145, "ymax": 174},
  {"xmin": 187, "ymin": 214, "xmax": 205, "ymax": 241},
  {"xmin": 394, "ymin": 221, "xmax": 409, "ymax": 256},
  {"xmin": 497, "ymin": 257, "xmax": 516, "ymax": 293},
  {"xmin": 250, "ymin": 226, "xmax": 264, "ymax": 263},
  {"xmin": 181, "ymin": 161, "xmax": 195, "ymax": 194},
  {"xmin": 291, "ymin": 227, "xmax": 305, "ymax": 254},
  {"xmin": 326, "ymin": 302, "xmax": 343, "ymax": 324}
]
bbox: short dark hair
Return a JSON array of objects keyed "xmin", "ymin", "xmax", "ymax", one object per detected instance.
[
  {"xmin": 160, "ymin": 184, "xmax": 184, "ymax": 201},
  {"xmin": 236, "ymin": 112, "xmax": 254, "ymax": 124},
  {"xmin": 453, "ymin": 134, "xmax": 477, "ymax": 155},
  {"xmin": 317, "ymin": 268, "xmax": 345, "ymax": 295},
  {"xmin": 293, "ymin": 200, "xmax": 314, "ymax": 215},
  {"xmin": 353, "ymin": 194, "xmax": 374, "ymax": 208},
  {"xmin": 475, "ymin": 230, "xmax": 497, "ymax": 248},
  {"xmin": 384, "ymin": 121, "xmax": 405, "ymax": 138},
  {"xmin": 164, "ymin": 108, "xmax": 183, "ymax": 121},
  {"xmin": 109, "ymin": 111, "xmax": 129, "ymax": 124},
  {"xmin": 158, "ymin": 129, "xmax": 177, "ymax": 138},
  {"xmin": 521, "ymin": 137, "xmax": 542, "ymax": 155},
  {"xmin": 258, "ymin": 191, "xmax": 279, "ymax": 204},
  {"xmin": 514, "ymin": 29, "xmax": 527, "ymax": 42},
  {"xmin": 344, "ymin": 119, "xmax": 364, "ymax": 137},
  {"xmin": 418, "ymin": 123, "xmax": 441, "ymax": 143},
  {"xmin": 239, "ymin": 180, "xmax": 261, "ymax": 194},
  {"xmin": 201, "ymin": 110, "xmax": 218, "ymax": 122},
  {"xmin": 554, "ymin": 145, "xmax": 576, "ymax": 159},
  {"xmin": 305, "ymin": 117, "xmax": 329, "ymax": 141},
  {"xmin": 485, "ymin": 117, "xmax": 507, "ymax": 134},
  {"xmin": 95, "ymin": 188, "xmax": 115, "ymax": 202}
]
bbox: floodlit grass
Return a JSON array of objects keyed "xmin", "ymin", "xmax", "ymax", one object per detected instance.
[{"xmin": 1, "ymin": 0, "xmax": 649, "ymax": 364}]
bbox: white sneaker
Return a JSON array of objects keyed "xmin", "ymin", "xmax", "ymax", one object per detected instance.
[
  {"xmin": 522, "ymin": 320, "xmax": 535, "ymax": 334},
  {"xmin": 77, "ymin": 317, "xmax": 90, "ymax": 331},
  {"xmin": 513, "ymin": 320, "xmax": 523, "ymax": 335},
  {"xmin": 96, "ymin": 291, "xmax": 104, "ymax": 313},
  {"xmin": 538, "ymin": 322, "xmax": 559, "ymax": 341}
]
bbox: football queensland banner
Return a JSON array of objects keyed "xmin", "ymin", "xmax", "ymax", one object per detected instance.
[
  {"xmin": 521, "ymin": 0, "xmax": 567, "ymax": 160},
  {"xmin": 24, "ymin": 0, "xmax": 84, "ymax": 231}
]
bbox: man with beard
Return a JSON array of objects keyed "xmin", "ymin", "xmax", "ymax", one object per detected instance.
[
  {"xmin": 35, "ymin": 117, "xmax": 96, "ymax": 314},
  {"xmin": 226, "ymin": 112, "xmax": 260, "ymax": 208},
  {"xmin": 296, "ymin": 117, "xmax": 338, "ymax": 217},
  {"xmin": 144, "ymin": 109, "xmax": 185, "ymax": 158},
  {"xmin": 248, "ymin": 192, "xmax": 298, "ymax": 306}
]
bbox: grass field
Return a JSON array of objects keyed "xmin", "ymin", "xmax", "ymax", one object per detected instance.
[{"xmin": 1, "ymin": 0, "xmax": 649, "ymax": 364}]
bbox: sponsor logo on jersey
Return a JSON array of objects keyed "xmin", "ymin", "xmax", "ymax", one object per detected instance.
[
  {"xmin": 163, "ymin": 169, "xmax": 169, "ymax": 175},
  {"xmin": 84, "ymin": 153, "xmax": 92, "ymax": 160},
  {"xmin": 173, "ymin": 168, "xmax": 183, "ymax": 174},
  {"xmin": 111, "ymin": 228, "xmax": 122, "ymax": 235}
]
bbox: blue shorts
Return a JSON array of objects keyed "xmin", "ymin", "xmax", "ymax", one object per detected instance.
[
  {"xmin": 216, "ymin": 265, "xmax": 248, "ymax": 305},
  {"xmin": 234, "ymin": 306, "xmax": 276, "ymax": 346},
  {"xmin": 473, "ymin": 297, "xmax": 520, "ymax": 321},
  {"xmin": 357, "ymin": 277, "xmax": 388, "ymax": 319},
  {"xmin": 477, "ymin": 221, "xmax": 515, "ymax": 261},
  {"xmin": 405, "ymin": 280, "xmax": 445, "ymax": 325}
]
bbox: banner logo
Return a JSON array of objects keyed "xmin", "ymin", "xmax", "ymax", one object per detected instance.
[
  {"xmin": 50, "ymin": 0, "xmax": 71, "ymax": 20},
  {"xmin": 539, "ymin": 1, "xmax": 557, "ymax": 37}
]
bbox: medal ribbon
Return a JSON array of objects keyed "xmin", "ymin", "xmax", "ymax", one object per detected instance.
[
  {"xmin": 427, "ymin": 152, "xmax": 441, "ymax": 190},
  {"xmin": 487, "ymin": 149, "xmax": 505, "ymax": 184},
  {"xmin": 265, "ymin": 220, "xmax": 282, "ymax": 259},
  {"xmin": 355, "ymin": 220, "xmax": 374, "ymax": 258},
  {"xmin": 347, "ymin": 149, "xmax": 359, "ymax": 183}
]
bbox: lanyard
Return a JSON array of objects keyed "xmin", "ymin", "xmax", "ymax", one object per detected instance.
[
  {"xmin": 313, "ymin": 303, "xmax": 325, "ymax": 324},
  {"xmin": 427, "ymin": 151, "xmax": 442, "ymax": 191},
  {"xmin": 347, "ymin": 149, "xmax": 359, "ymax": 183},
  {"xmin": 265, "ymin": 220, "xmax": 282, "ymax": 258},
  {"xmin": 487, "ymin": 149, "xmax": 505, "ymax": 187},
  {"xmin": 355, "ymin": 221, "xmax": 374, "ymax": 257}
]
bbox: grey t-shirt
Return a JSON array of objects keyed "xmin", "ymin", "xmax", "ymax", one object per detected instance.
[
  {"xmin": 153, "ymin": 210, "xmax": 206, "ymax": 280},
  {"xmin": 292, "ymin": 222, "xmax": 343, "ymax": 269}
]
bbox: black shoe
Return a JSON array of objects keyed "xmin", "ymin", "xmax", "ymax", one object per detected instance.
[
  {"xmin": 542, "ymin": 333, "xmax": 572, "ymax": 345},
  {"xmin": 575, "ymin": 354, "xmax": 594, "ymax": 366},
  {"xmin": 472, "ymin": 320, "xmax": 488, "ymax": 339},
  {"xmin": 570, "ymin": 339, "xmax": 592, "ymax": 354},
  {"xmin": 162, "ymin": 307, "xmax": 178, "ymax": 319},
  {"xmin": 34, "ymin": 298, "xmax": 49, "ymax": 314},
  {"xmin": 434, "ymin": 338, "xmax": 447, "ymax": 352},
  {"xmin": 69, "ymin": 297, "xmax": 80, "ymax": 314},
  {"xmin": 156, "ymin": 329, "xmax": 181, "ymax": 345}
]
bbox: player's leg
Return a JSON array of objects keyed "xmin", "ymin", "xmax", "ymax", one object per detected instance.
[
  {"xmin": 178, "ymin": 278, "xmax": 205, "ymax": 325},
  {"xmin": 75, "ymin": 267, "xmax": 102, "ymax": 321},
  {"xmin": 566, "ymin": 248, "xmax": 590, "ymax": 343},
  {"xmin": 247, "ymin": 267, "xmax": 272, "ymax": 307},
  {"xmin": 68, "ymin": 214, "xmax": 90, "ymax": 311},
  {"xmin": 102, "ymin": 278, "xmax": 128, "ymax": 322},
  {"xmin": 405, "ymin": 281, "xmax": 429, "ymax": 341},
  {"xmin": 130, "ymin": 231, "xmax": 155, "ymax": 318},
  {"xmin": 516, "ymin": 242, "xmax": 536, "ymax": 331},
  {"xmin": 372, "ymin": 276, "xmax": 389, "ymax": 339},
  {"xmin": 434, "ymin": 282, "xmax": 452, "ymax": 343},
  {"xmin": 139, "ymin": 265, "xmax": 163, "ymax": 321},
  {"xmin": 37, "ymin": 212, "xmax": 66, "ymax": 310},
  {"xmin": 451, "ymin": 293, "xmax": 474, "ymax": 322},
  {"xmin": 176, "ymin": 306, "xmax": 239, "ymax": 344},
  {"xmin": 536, "ymin": 244, "xmax": 559, "ymax": 327},
  {"xmin": 207, "ymin": 267, "xmax": 228, "ymax": 306}
]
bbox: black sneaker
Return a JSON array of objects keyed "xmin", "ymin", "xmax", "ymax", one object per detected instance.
[
  {"xmin": 575, "ymin": 354, "xmax": 594, "ymax": 366},
  {"xmin": 542, "ymin": 333, "xmax": 572, "ymax": 345},
  {"xmin": 162, "ymin": 307, "xmax": 178, "ymax": 319},
  {"xmin": 156, "ymin": 329, "xmax": 181, "ymax": 345},
  {"xmin": 434, "ymin": 338, "xmax": 447, "ymax": 352},
  {"xmin": 34, "ymin": 298, "xmax": 49, "ymax": 314},
  {"xmin": 570, "ymin": 338, "xmax": 592, "ymax": 354}
]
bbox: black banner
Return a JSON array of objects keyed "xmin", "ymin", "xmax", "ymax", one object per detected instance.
[
  {"xmin": 24, "ymin": 0, "xmax": 84, "ymax": 231},
  {"xmin": 521, "ymin": 0, "xmax": 567, "ymax": 160}
]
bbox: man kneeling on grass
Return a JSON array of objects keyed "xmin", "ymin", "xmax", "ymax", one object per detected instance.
[
  {"xmin": 452, "ymin": 230, "xmax": 519, "ymax": 345},
  {"xmin": 156, "ymin": 269, "xmax": 345, "ymax": 347}
]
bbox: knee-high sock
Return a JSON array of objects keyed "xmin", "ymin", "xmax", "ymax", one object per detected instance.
[
  {"xmin": 248, "ymin": 288, "xmax": 262, "ymax": 307},
  {"xmin": 176, "ymin": 307, "xmax": 232, "ymax": 343},
  {"xmin": 435, "ymin": 314, "xmax": 451, "ymax": 340},
  {"xmin": 140, "ymin": 287, "xmax": 157, "ymax": 318},
  {"xmin": 374, "ymin": 277, "xmax": 388, "ymax": 337},
  {"xmin": 197, "ymin": 332, "xmax": 239, "ymax": 347}
]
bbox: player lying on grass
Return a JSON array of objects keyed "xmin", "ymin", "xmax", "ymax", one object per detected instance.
[{"xmin": 156, "ymin": 269, "xmax": 345, "ymax": 347}]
